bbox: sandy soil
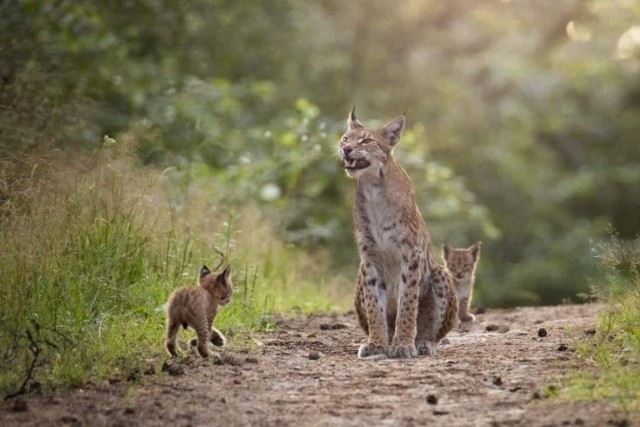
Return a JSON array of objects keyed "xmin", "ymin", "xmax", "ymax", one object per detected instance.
[{"xmin": 2, "ymin": 304, "xmax": 635, "ymax": 427}]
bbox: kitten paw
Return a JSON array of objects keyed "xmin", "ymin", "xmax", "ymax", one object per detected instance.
[
  {"xmin": 460, "ymin": 313, "xmax": 476, "ymax": 322},
  {"xmin": 388, "ymin": 344, "xmax": 418, "ymax": 359},
  {"xmin": 357, "ymin": 343, "xmax": 387, "ymax": 358},
  {"xmin": 416, "ymin": 341, "xmax": 436, "ymax": 356}
]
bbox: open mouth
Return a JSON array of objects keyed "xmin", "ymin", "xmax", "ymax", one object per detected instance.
[{"xmin": 344, "ymin": 157, "xmax": 371, "ymax": 171}]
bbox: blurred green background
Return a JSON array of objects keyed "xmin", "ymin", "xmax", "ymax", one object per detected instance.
[{"xmin": 3, "ymin": 0, "xmax": 640, "ymax": 307}]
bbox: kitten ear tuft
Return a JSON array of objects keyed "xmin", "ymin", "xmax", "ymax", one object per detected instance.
[
  {"xmin": 222, "ymin": 265, "xmax": 232, "ymax": 280},
  {"xmin": 200, "ymin": 265, "xmax": 211, "ymax": 278},
  {"xmin": 469, "ymin": 242, "xmax": 481, "ymax": 259}
]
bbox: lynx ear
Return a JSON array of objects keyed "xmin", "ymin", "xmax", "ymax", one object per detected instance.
[
  {"xmin": 221, "ymin": 265, "xmax": 232, "ymax": 280},
  {"xmin": 200, "ymin": 265, "xmax": 211, "ymax": 278},
  {"xmin": 382, "ymin": 114, "xmax": 406, "ymax": 146},
  {"xmin": 348, "ymin": 106, "xmax": 364, "ymax": 130},
  {"xmin": 469, "ymin": 242, "xmax": 481, "ymax": 260}
]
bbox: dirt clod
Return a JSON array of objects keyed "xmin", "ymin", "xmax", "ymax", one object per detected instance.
[
  {"xmin": 161, "ymin": 361, "xmax": 185, "ymax": 376},
  {"xmin": 557, "ymin": 344, "xmax": 569, "ymax": 351},
  {"xmin": 492, "ymin": 376, "xmax": 503, "ymax": 386},
  {"xmin": 486, "ymin": 324, "xmax": 510, "ymax": 333},
  {"xmin": 308, "ymin": 351, "xmax": 321, "ymax": 360},
  {"xmin": 11, "ymin": 397, "xmax": 28, "ymax": 412},
  {"xmin": 320, "ymin": 323, "xmax": 348, "ymax": 330},
  {"xmin": 537, "ymin": 328, "xmax": 548, "ymax": 337},
  {"xmin": 426, "ymin": 394, "xmax": 438, "ymax": 405}
]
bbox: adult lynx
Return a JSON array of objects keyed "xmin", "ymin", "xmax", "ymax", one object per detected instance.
[{"xmin": 340, "ymin": 108, "xmax": 457, "ymax": 358}]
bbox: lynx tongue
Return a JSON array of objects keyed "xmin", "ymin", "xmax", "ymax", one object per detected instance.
[{"xmin": 344, "ymin": 158, "xmax": 370, "ymax": 170}]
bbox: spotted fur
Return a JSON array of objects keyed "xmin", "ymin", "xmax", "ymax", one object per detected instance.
[
  {"xmin": 443, "ymin": 243, "xmax": 480, "ymax": 322},
  {"xmin": 165, "ymin": 265, "xmax": 233, "ymax": 358},
  {"xmin": 341, "ymin": 108, "xmax": 457, "ymax": 358}
]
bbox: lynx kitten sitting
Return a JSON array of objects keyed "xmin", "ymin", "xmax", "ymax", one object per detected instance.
[
  {"xmin": 340, "ymin": 108, "xmax": 458, "ymax": 358},
  {"xmin": 165, "ymin": 265, "xmax": 233, "ymax": 358},
  {"xmin": 443, "ymin": 243, "xmax": 480, "ymax": 322}
]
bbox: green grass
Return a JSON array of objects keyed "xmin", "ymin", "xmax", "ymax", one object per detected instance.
[
  {"xmin": 565, "ymin": 230, "xmax": 640, "ymax": 412},
  {"xmin": 0, "ymin": 141, "xmax": 348, "ymax": 397}
]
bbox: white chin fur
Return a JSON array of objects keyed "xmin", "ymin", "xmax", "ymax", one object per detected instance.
[{"xmin": 345, "ymin": 166, "xmax": 370, "ymax": 179}]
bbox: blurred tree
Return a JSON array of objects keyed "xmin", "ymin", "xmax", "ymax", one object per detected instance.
[{"xmin": 2, "ymin": 0, "xmax": 640, "ymax": 306}]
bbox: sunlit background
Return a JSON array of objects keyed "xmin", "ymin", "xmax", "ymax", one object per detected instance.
[{"xmin": 3, "ymin": 0, "xmax": 640, "ymax": 309}]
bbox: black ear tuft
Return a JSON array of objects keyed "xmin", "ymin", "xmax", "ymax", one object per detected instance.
[
  {"xmin": 348, "ymin": 106, "xmax": 364, "ymax": 130},
  {"xmin": 200, "ymin": 265, "xmax": 211, "ymax": 278}
]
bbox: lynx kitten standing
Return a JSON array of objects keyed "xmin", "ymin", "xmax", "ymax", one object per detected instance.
[
  {"xmin": 340, "ymin": 108, "xmax": 457, "ymax": 358},
  {"xmin": 443, "ymin": 243, "xmax": 480, "ymax": 322},
  {"xmin": 165, "ymin": 265, "xmax": 233, "ymax": 358}
]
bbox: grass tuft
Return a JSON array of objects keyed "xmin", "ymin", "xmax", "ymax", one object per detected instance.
[
  {"xmin": 0, "ymin": 140, "xmax": 349, "ymax": 397},
  {"xmin": 567, "ymin": 229, "xmax": 640, "ymax": 412}
]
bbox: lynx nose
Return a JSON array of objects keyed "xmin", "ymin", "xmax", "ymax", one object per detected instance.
[{"xmin": 342, "ymin": 147, "xmax": 353, "ymax": 158}]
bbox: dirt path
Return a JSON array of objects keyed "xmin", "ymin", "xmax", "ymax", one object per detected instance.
[{"xmin": 2, "ymin": 304, "xmax": 633, "ymax": 426}]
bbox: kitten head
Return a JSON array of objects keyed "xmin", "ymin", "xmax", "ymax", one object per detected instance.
[
  {"xmin": 199, "ymin": 264, "xmax": 233, "ymax": 306},
  {"xmin": 443, "ymin": 242, "xmax": 481, "ymax": 281}
]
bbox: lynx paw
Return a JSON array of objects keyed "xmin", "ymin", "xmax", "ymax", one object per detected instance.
[
  {"xmin": 388, "ymin": 344, "xmax": 418, "ymax": 359},
  {"xmin": 416, "ymin": 341, "xmax": 436, "ymax": 356},
  {"xmin": 358, "ymin": 343, "xmax": 387, "ymax": 358},
  {"xmin": 460, "ymin": 313, "xmax": 476, "ymax": 322}
]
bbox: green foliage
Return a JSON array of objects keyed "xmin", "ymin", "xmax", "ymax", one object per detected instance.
[
  {"xmin": 0, "ymin": 144, "xmax": 340, "ymax": 396},
  {"xmin": 3, "ymin": 0, "xmax": 640, "ymax": 307},
  {"xmin": 568, "ymin": 231, "xmax": 640, "ymax": 411}
]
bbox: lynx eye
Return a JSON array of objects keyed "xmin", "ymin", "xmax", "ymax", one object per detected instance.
[
  {"xmin": 342, "ymin": 136, "xmax": 348, "ymax": 142},
  {"xmin": 361, "ymin": 138, "xmax": 374, "ymax": 144}
]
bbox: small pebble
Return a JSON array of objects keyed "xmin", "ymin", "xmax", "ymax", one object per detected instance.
[
  {"xmin": 426, "ymin": 394, "xmax": 438, "ymax": 405},
  {"xmin": 492, "ymin": 376, "xmax": 503, "ymax": 386},
  {"xmin": 308, "ymin": 351, "xmax": 321, "ymax": 360},
  {"xmin": 537, "ymin": 328, "xmax": 548, "ymax": 338},
  {"xmin": 557, "ymin": 344, "xmax": 569, "ymax": 351}
]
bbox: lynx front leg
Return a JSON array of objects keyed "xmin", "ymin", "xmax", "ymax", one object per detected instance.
[
  {"xmin": 389, "ymin": 260, "xmax": 421, "ymax": 359},
  {"xmin": 357, "ymin": 263, "xmax": 389, "ymax": 358},
  {"xmin": 354, "ymin": 268, "xmax": 369, "ymax": 335}
]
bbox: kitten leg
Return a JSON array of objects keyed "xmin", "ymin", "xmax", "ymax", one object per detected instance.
[
  {"xmin": 193, "ymin": 317, "xmax": 211, "ymax": 358},
  {"xmin": 210, "ymin": 327, "xmax": 226, "ymax": 347},
  {"xmin": 165, "ymin": 319, "xmax": 180, "ymax": 357},
  {"xmin": 458, "ymin": 297, "xmax": 476, "ymax": 322}
]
